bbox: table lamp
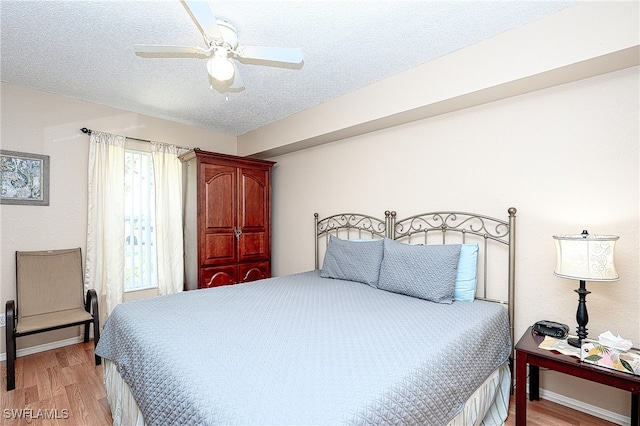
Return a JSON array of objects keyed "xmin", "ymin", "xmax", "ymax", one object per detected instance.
[{"xmin": 553, "ymin": 230, "xmax": 619, "ymax": 348}]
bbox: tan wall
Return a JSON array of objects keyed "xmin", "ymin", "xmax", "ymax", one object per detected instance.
[{"xmin": 0, "ymin": 82, "xmax": 236, "ymax": 353}]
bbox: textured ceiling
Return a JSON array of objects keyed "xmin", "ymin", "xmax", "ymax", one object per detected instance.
[{"xmin": 1, "ymin": 1, "xmax": 576, "ymax": 136}]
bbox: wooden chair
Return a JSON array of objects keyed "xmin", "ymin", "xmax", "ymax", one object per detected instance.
[{"xmin": 5, "ymin": 248, "xmax": 100, "ymax": 391}]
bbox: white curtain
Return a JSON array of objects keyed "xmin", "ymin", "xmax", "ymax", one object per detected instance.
[
  {"xmin": 85, "ymin": 131, "xmax": 126, "ymax": 323},
  {"xmin": 151, "ymin": 142, "xmax": 189, "ymax": 295}
]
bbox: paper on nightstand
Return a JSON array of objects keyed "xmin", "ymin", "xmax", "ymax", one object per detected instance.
[
  {"xmin": 598, "ymin": 331, "xmax": 633, "ymax": 351},
  {"xmin": 538, "ymin": 336, "xmax": 581, "ymax": 357}
]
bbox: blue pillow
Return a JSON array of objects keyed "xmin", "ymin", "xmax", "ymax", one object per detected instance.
[
  {"xmin": 377, "ymin": 238, "xmax": 461, "ymax": 304},
  {"xmin": 320, "ymin": 236, "xmax": 384, "ymax": 287},
  {"xmin": 454, "ymin": 244, "xmax": 479, "ymax": 302}
]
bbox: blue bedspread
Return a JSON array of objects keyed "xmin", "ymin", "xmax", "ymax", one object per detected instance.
[{"xmin": 96, "ymin": 270, "xmax": 511, "ymax": 425}]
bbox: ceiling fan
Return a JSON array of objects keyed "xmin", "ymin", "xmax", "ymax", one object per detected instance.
[{"xmin": 134, "ymin": 0, "xmax": 304, "ymax": 93}]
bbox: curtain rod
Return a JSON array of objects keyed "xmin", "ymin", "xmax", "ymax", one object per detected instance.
[{"xmin": 80, "ymin": 127, "xmax": 193, "ymax": 151}]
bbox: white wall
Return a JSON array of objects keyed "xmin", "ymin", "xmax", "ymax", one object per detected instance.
[
  {"xmin": 268, "ymin": 66, "xmax": 640, "ymax": 420},
  {"xmin": 0, "ymin": 82, "xmax": 236, "ymax": 352}
]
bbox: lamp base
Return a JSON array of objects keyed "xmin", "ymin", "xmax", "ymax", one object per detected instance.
[
  {"xmin": 567, "ymin": 337, "xmax": 582, "ymax": 348},
  {"xmin": 571, "ymin": 279, "xmax": 590, "ymax": 350}
]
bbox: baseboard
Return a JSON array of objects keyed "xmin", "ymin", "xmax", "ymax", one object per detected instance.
[
  {"xmin": 0, "ymin": 335, "xmax": 87, "ymax": 362},
  {"xmin": 536, "ymin": 386, "xmax": 630, "ymax": 425}
]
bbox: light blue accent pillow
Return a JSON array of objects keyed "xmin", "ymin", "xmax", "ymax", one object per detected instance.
[
  {"xmin": 454, "ymin": 243, "xmax": 479, "ymax": 302},
  {"xmin": 320, "ymin": 236, "xmax": 384, "ymax": 287},
  {"xmin": 377, "ymin": 238, "xmax": 461, "ymax": 304}
]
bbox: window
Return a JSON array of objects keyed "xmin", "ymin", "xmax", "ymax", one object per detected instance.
[{"xmin": 124, "ymin": 149, "xmax": 157, "ymax": 291}]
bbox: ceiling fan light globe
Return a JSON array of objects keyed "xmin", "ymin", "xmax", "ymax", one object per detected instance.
[{"xmin": 207, "ymin": 57, "xmax": 235, "ymax": 81}]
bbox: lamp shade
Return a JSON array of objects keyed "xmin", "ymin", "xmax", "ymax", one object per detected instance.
[{"xmin": 553, "ymin": 231, "xmax": 619, "ymax": 281}]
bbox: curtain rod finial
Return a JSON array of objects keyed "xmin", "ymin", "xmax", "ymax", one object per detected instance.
[{"xmin": 80, "ymin": 127, "xmax": 91, "ymax": 134}]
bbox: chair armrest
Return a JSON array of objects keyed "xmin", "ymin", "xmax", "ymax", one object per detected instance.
[
  {"xmin": 85, "ymin": 289, "xmax": 99, "ymax": 316},
  {"xmin": 5, "ymin": 300, "xmax": 15, "ymax": 330}
]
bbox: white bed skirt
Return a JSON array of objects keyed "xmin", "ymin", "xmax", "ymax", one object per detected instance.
[
  {"xmin": 104, "ymin": 359, "xmax": 145, "ymax": 426},
  {"xmin": 103, "ymin": 360, "xmax": 511, "ymax": 426},
  {"xmin": 447, "ymin": 361, "xmax": 511, "ymax": 426}
]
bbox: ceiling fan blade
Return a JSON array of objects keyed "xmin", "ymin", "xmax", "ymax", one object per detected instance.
[
  {"xmin": 134, "ymin": 44, "xmax": 209, "ymax": 56},
  {"xmin": 182, "ymin": 0, "xmax": 223, "ymax": 42},
  {"xmin": 236, "ymin": 46, "xmax": 304, "ymax": 64}
]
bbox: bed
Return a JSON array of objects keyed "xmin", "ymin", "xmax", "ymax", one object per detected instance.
[{"xmin": 96, "ymin": 208, "xmax": 517, "ymax": 426}]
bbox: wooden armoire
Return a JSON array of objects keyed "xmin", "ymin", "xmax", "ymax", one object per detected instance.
[{"xmin": 181, "ymin": 149, "xmax": 275, "ymax": 290}]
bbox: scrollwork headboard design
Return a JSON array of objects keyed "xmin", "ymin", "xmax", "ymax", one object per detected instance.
[
  {"xmin": 314, "ymin": 212, "xmax": 391, "ymax": 269},
  {"xmin": 315, "ymin": 208, "xmax": 517, "ymax": 349}
]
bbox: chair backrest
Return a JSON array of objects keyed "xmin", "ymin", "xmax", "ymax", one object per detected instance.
[{"xmin": 16, "ymin": 248, "xmax": 84, "ymax": 322}]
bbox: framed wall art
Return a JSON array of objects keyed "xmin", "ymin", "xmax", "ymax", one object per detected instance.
[{"xmin": 0, "ymin": 150, "xmax": 50, "ymax": 206}]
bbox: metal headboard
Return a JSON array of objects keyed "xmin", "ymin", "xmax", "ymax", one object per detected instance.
[{"xmin": 314, "ymin": 208, "xmax": 517, "ymax": 349}]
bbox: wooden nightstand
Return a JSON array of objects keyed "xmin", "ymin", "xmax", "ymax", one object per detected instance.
[{"xmin": 515, "ymin": 326, "xmax": 640, "ymax": 425}]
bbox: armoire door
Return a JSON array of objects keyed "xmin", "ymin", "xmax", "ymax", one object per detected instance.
[
  {"xmin": 200, "ymin": 163, "xmax": 237, "ymax": 266},
  {"xmin": 237, "ymin": 167, "xmax": 270, "ymax": 263}
]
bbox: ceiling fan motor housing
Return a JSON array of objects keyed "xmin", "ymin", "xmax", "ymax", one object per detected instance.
[{"xmin": 212, "ymin": 20, "xmax": 238, "ymax": 52}]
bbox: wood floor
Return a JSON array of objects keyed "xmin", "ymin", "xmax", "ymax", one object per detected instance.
[
  {"xmin": 0, "ymin": 341, "xmax": 111, "ymax": 426},
  {"xmin": 1, "ymin": 341, "xmax": 618, "ymax": 425},
  {"xmin": 505, "ymin": 397, "xmax": 617, "ymax": 426}
]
